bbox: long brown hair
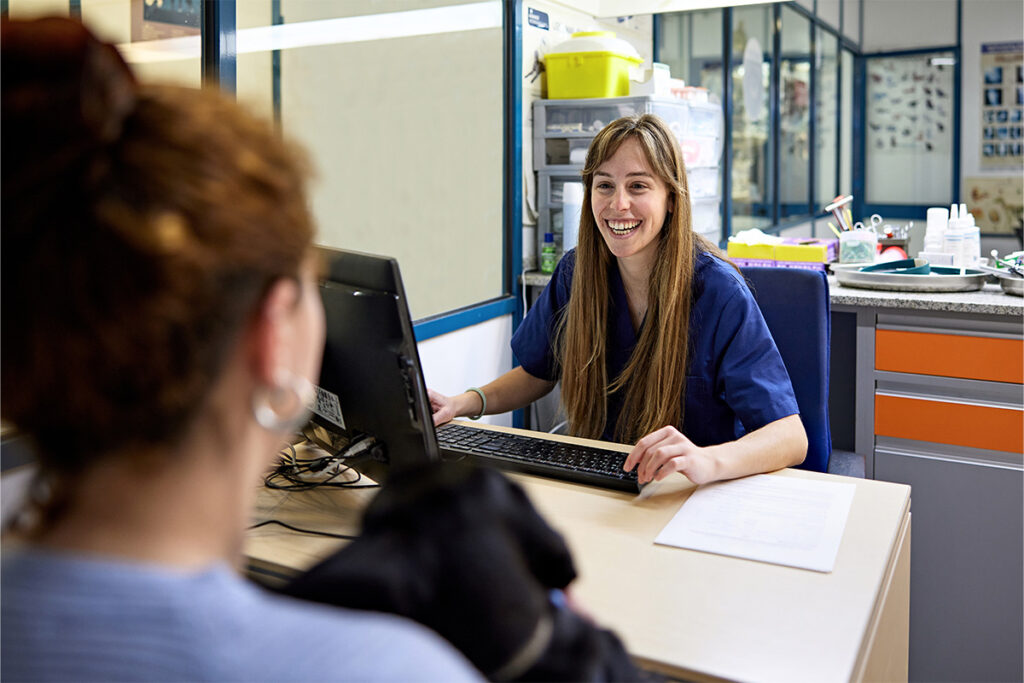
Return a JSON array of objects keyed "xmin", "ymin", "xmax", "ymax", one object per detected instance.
[{"xmin": 557, "ymin": 114, "xmax": 723, "ymax": 443}]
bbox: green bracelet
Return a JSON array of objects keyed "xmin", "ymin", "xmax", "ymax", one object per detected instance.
[{"xmin": 466, "ymin": 387, "xmax": 487, "ymax": 420}]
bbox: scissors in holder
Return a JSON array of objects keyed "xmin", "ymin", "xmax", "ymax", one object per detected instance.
[{"xmin": 853, "ymin": 213, "xmax": 883, "ymax": 233}]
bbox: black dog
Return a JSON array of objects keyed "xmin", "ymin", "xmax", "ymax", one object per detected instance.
[{"xmin": 278, "ymin": 462, "xmax": 651, "ymax": 681}]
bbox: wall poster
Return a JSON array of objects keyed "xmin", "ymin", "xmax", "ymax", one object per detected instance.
[
  {"xmin": 980, "ymin": 41, "xmax": 1024, "ymax": 171},
  {"xmin": 866, "ymin": 53, "xmax": 954, "ymax": 156},
  {"xmin": 966, "ymin": 176, "xmax": 1023, "ymax": 234}
]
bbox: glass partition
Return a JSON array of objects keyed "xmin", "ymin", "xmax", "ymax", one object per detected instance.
[
  {"xmin": 16, "ymin": 0, "xmax": 505, "ymax": 322},
  {"xmin": 236, "ymin": 0, "xmax": 505, "ymax": 320},
  {"xmin": 729, "ymin": 5, "xmax": 774, "ymax": 232},
  {"xmin": 778, "ymin": 6, "xmax": 811, "ymax": 220},
  {"xmin": 814, "ymin": 26, "xmax": 838, "ymax": 211},
  {"xmin": 840, "ymin": 48, "xmax": 854, "ymax": 198},
  {"xmin": 10, "ymin": 0, "xmax": 204, "ymax": 87},
  {"xmin": 657, "ymin": 9, "xmax": 723, "ymax": 102}
]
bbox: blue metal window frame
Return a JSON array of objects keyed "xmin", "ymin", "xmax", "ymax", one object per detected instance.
[
  {"xmin": 198, "ymin": 0, "xmax": 522, "ymax": 344},
  {"xmin": 201, "ymin": 0, "xmax": 236, "ymax": 94}
]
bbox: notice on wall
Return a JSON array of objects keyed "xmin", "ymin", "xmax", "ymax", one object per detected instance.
[
  {"xmin": 980, "ymin": 42, "xmax": 1024, "ymax": 171},
  {"xmin": 866, "ymin": 54, "xmax": 954, "ymax": 156},
  {"xmin": 966, "ymin": 176, "xmax": 1024, "ymax": 233}
]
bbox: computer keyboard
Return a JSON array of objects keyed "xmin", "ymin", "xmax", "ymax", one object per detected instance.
[{"xmin": 435, "ymin": 423, "xmax": 640, "ymax": 493}]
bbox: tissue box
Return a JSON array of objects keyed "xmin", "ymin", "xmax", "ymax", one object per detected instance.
[
  {"xmin": 776, "ymin": 238, "xmax": 838, "ymax": 263},
  {"xmin": 726, "ymin": 243, "xmax": 775, "ymax": 260},
  {"xmin": 727, "ymin": 238, "xmax": 837, "ymax": 271}
]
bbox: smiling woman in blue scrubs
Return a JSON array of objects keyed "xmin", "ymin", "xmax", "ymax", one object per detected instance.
[{"xmin": 431, "ymin": 114, "xmax": 807, "ymax": 486}]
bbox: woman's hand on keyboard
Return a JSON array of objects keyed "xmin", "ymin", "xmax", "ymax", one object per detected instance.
[{"xmin": 624, "ymin": 426, "xmax": 719, "ymax": 486}]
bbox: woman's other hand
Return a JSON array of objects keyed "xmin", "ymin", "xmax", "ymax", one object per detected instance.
[
  {"xmin": 428, "ymin": 388, "xmax": 459, "ymax": 426},
  {"xmin": 623, "ymin": 426, "xmax": 719, "ymax": 486}
]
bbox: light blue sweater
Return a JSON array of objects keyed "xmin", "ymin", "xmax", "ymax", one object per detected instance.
[{"xmin": 1, "ymin": 548, "xmax": 482, "ymax": 682}]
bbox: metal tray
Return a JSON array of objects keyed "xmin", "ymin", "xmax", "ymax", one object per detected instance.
[
  {"xmin": 834, "ymin": 266, "xmax": 987, "ymax": 292},
  {"xmin": 999, "ymin": 275, "xmax": 1024, "ymax": 296}
]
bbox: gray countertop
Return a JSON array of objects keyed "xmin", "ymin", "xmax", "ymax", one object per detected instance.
[
  {"xmin": 826, "ymin": 276, "xmax": 1022, "ymax": 316},
  {"xmin": 521, "ymin": 271, "xmax": 1024, "ymax": 317}
]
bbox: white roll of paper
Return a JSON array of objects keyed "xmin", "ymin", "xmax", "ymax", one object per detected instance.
[{"xmin": 562, "ymin": 182, "xmax": 584, "ymax": 253}]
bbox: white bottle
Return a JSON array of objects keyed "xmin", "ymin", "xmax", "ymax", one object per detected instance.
[
  {"xmin": 923, "ymin": 206, "xmax": 948, "ymax": 253},
  {"xmin": 561, "ymin": 182, "xmax": 584, "ymax": 253},
  {"xmin": 962, "ymin": 208, "xmax": 980, "ymax": 268},
  {"xmin": 943, "ymin": 215, "xmax": 965, "ymax": 268}
]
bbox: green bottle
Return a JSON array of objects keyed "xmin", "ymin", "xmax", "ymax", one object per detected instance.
[{"xmin": 540, "ymin": 232, "xmax": 557, "ymax": 274}]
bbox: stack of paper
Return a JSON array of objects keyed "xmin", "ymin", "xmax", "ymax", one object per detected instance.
[{"xmin": 655, "ymin": 474, "xmax": 856, "ymax": 573}]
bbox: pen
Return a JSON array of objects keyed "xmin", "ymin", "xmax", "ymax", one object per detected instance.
[{"xmin": 828, "ymin": 221, "xmax": 842, "ymax": 238}]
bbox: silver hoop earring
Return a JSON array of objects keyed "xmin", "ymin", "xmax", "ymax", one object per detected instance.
[{"xmin": 252, "ymin": 370, "xmax": 315, "ymax": 434}]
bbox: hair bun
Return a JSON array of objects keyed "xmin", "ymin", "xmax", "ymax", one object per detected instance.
[{"xmin": 1, "ymin": 17, "xmax": 137, "ymax": 196}]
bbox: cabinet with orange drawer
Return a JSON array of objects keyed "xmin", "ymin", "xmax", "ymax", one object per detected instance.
[{"xmin": 868, "ymin": 309, "xmax": 1023, "ymax": 682}]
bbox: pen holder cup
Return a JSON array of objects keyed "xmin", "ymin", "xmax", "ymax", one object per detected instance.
[{"xmin": 839, "ymin": 230, "xmax": 878, "ymax": 264}]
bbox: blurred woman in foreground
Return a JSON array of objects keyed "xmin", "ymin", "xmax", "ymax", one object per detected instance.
[{"xmin": 0, "ymin": 17, "xmax": 478, "ymax": 682}]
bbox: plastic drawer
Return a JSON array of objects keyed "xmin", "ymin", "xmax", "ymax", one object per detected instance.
[
  {"xmin": 540, "ymin": 100, "xmax": 641, "ymax": 135},
  {"xmin": 687, "ymin": 166, "xmax": 719, "ymax": 199},
  {"xmin": 691, "ymin": 198, "xmax": 721, "ymax": 239},
  {"xmin": 536, "ymin": 96, "xmax": 694, "ymax": 138},
  {"xmin": 680, "ymin": 135, "xmax": 721, "ymax": 168},
  {"xmin": 685, "ymin": 102, "xmax": 722, "ymax": 138},
  {"xmin": 541, "ymin": 137, "xmax": 592, "ymax": 167},
  {"xmin": 648, "ymin": 101, "xmax": 689, "ymax": 141}
]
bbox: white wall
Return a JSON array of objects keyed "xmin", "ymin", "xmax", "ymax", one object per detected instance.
[
  {"xmin": 843, "ymin": 0, "xmax": 861, "ymax": 46},
  {"xmin": 418, "ymin": 314, "xmax": 514, "ymax": 427},
  {"xmin": 818, "ymin": 0, "xmax": 841, "ymax": 32},
  {"xmin": 861, "ymin": 0, "xmax": 957, "ymax": 52},
  {"xmin": 959, "ymin": 0, "xmax": 1024, "ymax": 190}
]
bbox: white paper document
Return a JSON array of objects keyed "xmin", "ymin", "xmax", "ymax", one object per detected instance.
[{"xmin": 655, "ymin": 474, "xmax": 856, "ymax": 572}]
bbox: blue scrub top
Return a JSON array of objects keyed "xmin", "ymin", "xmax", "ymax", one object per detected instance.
[{"xmin": 512, "ymin": 249, "xmax": 799, "ymax": 445}]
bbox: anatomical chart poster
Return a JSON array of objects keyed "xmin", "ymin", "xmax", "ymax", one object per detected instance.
[{"xmin": 980, "ymin": 41, "xmax": 1024, "ymax": 171}]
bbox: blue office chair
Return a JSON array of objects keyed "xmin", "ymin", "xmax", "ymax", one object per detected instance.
[{"xmin": 740, "ymin": 267, "xmax": 832, "ymax": 473}]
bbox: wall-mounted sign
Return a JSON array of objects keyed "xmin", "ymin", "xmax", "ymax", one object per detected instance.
[
  {"xmin": 528, "ymin": 7, "xmax": 549, "ymax": 31},
  {"xmin": 980, "ymin": 41, "xmax": 1023, "ymax": 171}
]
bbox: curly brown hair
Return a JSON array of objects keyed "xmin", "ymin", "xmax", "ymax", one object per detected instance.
[{"xmin": 1, "ymin": 18, "xmax": 315, "ymax": 473}]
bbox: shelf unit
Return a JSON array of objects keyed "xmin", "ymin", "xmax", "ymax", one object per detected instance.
[{"xmin": 533, "ymin": 95, "xmax": 724, "ymax": 262}]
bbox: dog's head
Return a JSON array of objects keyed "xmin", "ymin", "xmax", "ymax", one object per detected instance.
[{"xmin": 283, "ymin": 462, "xmax": 577, "ymax": 675}]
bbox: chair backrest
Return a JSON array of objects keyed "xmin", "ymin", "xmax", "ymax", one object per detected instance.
[{"xmin": 740, "ymin": 267, "xmax": 831, "ymax": 472}]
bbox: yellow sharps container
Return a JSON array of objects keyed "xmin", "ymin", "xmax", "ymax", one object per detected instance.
[{"xmin": 544, "ymin": 32, "xmax": 643, "ymax": 99}]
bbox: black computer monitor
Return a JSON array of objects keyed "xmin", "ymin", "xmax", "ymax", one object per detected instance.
[{"xmin": 307, "ymin": 246, "xmax": 439, "ymax": 483}]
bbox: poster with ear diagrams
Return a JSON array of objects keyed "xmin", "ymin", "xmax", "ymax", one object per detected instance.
[{"xmin": 980, "ymin": 41, "xmax": 1024, "ymax": 171}]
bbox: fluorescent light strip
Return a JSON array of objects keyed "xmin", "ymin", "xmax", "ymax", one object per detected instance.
[
  {"xmin": 593, "ymin": 0, "xmax": 785, "ymax": 17},
  {"xmin": 117, "ymin": 1, "xmax": 502, "ymax": 64}
]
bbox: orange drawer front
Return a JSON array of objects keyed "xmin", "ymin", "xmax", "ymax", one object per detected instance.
[
  {"xmin": 875, "ymin": 394, "xmax": 1024, "ymax": 453},
  {"xmin": 875, "ymin": 329, "xmax": 1023, "ymax": 383}
]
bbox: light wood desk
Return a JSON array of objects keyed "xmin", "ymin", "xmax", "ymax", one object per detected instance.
[{"xmin": 246, "ymin": 423, "xmax": 911, "ymax": 683}]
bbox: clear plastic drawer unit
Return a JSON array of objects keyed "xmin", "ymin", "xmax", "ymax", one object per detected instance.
[{"xmin": 533, "ymin": 95, "xmax": 723, "ymax": 262}]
